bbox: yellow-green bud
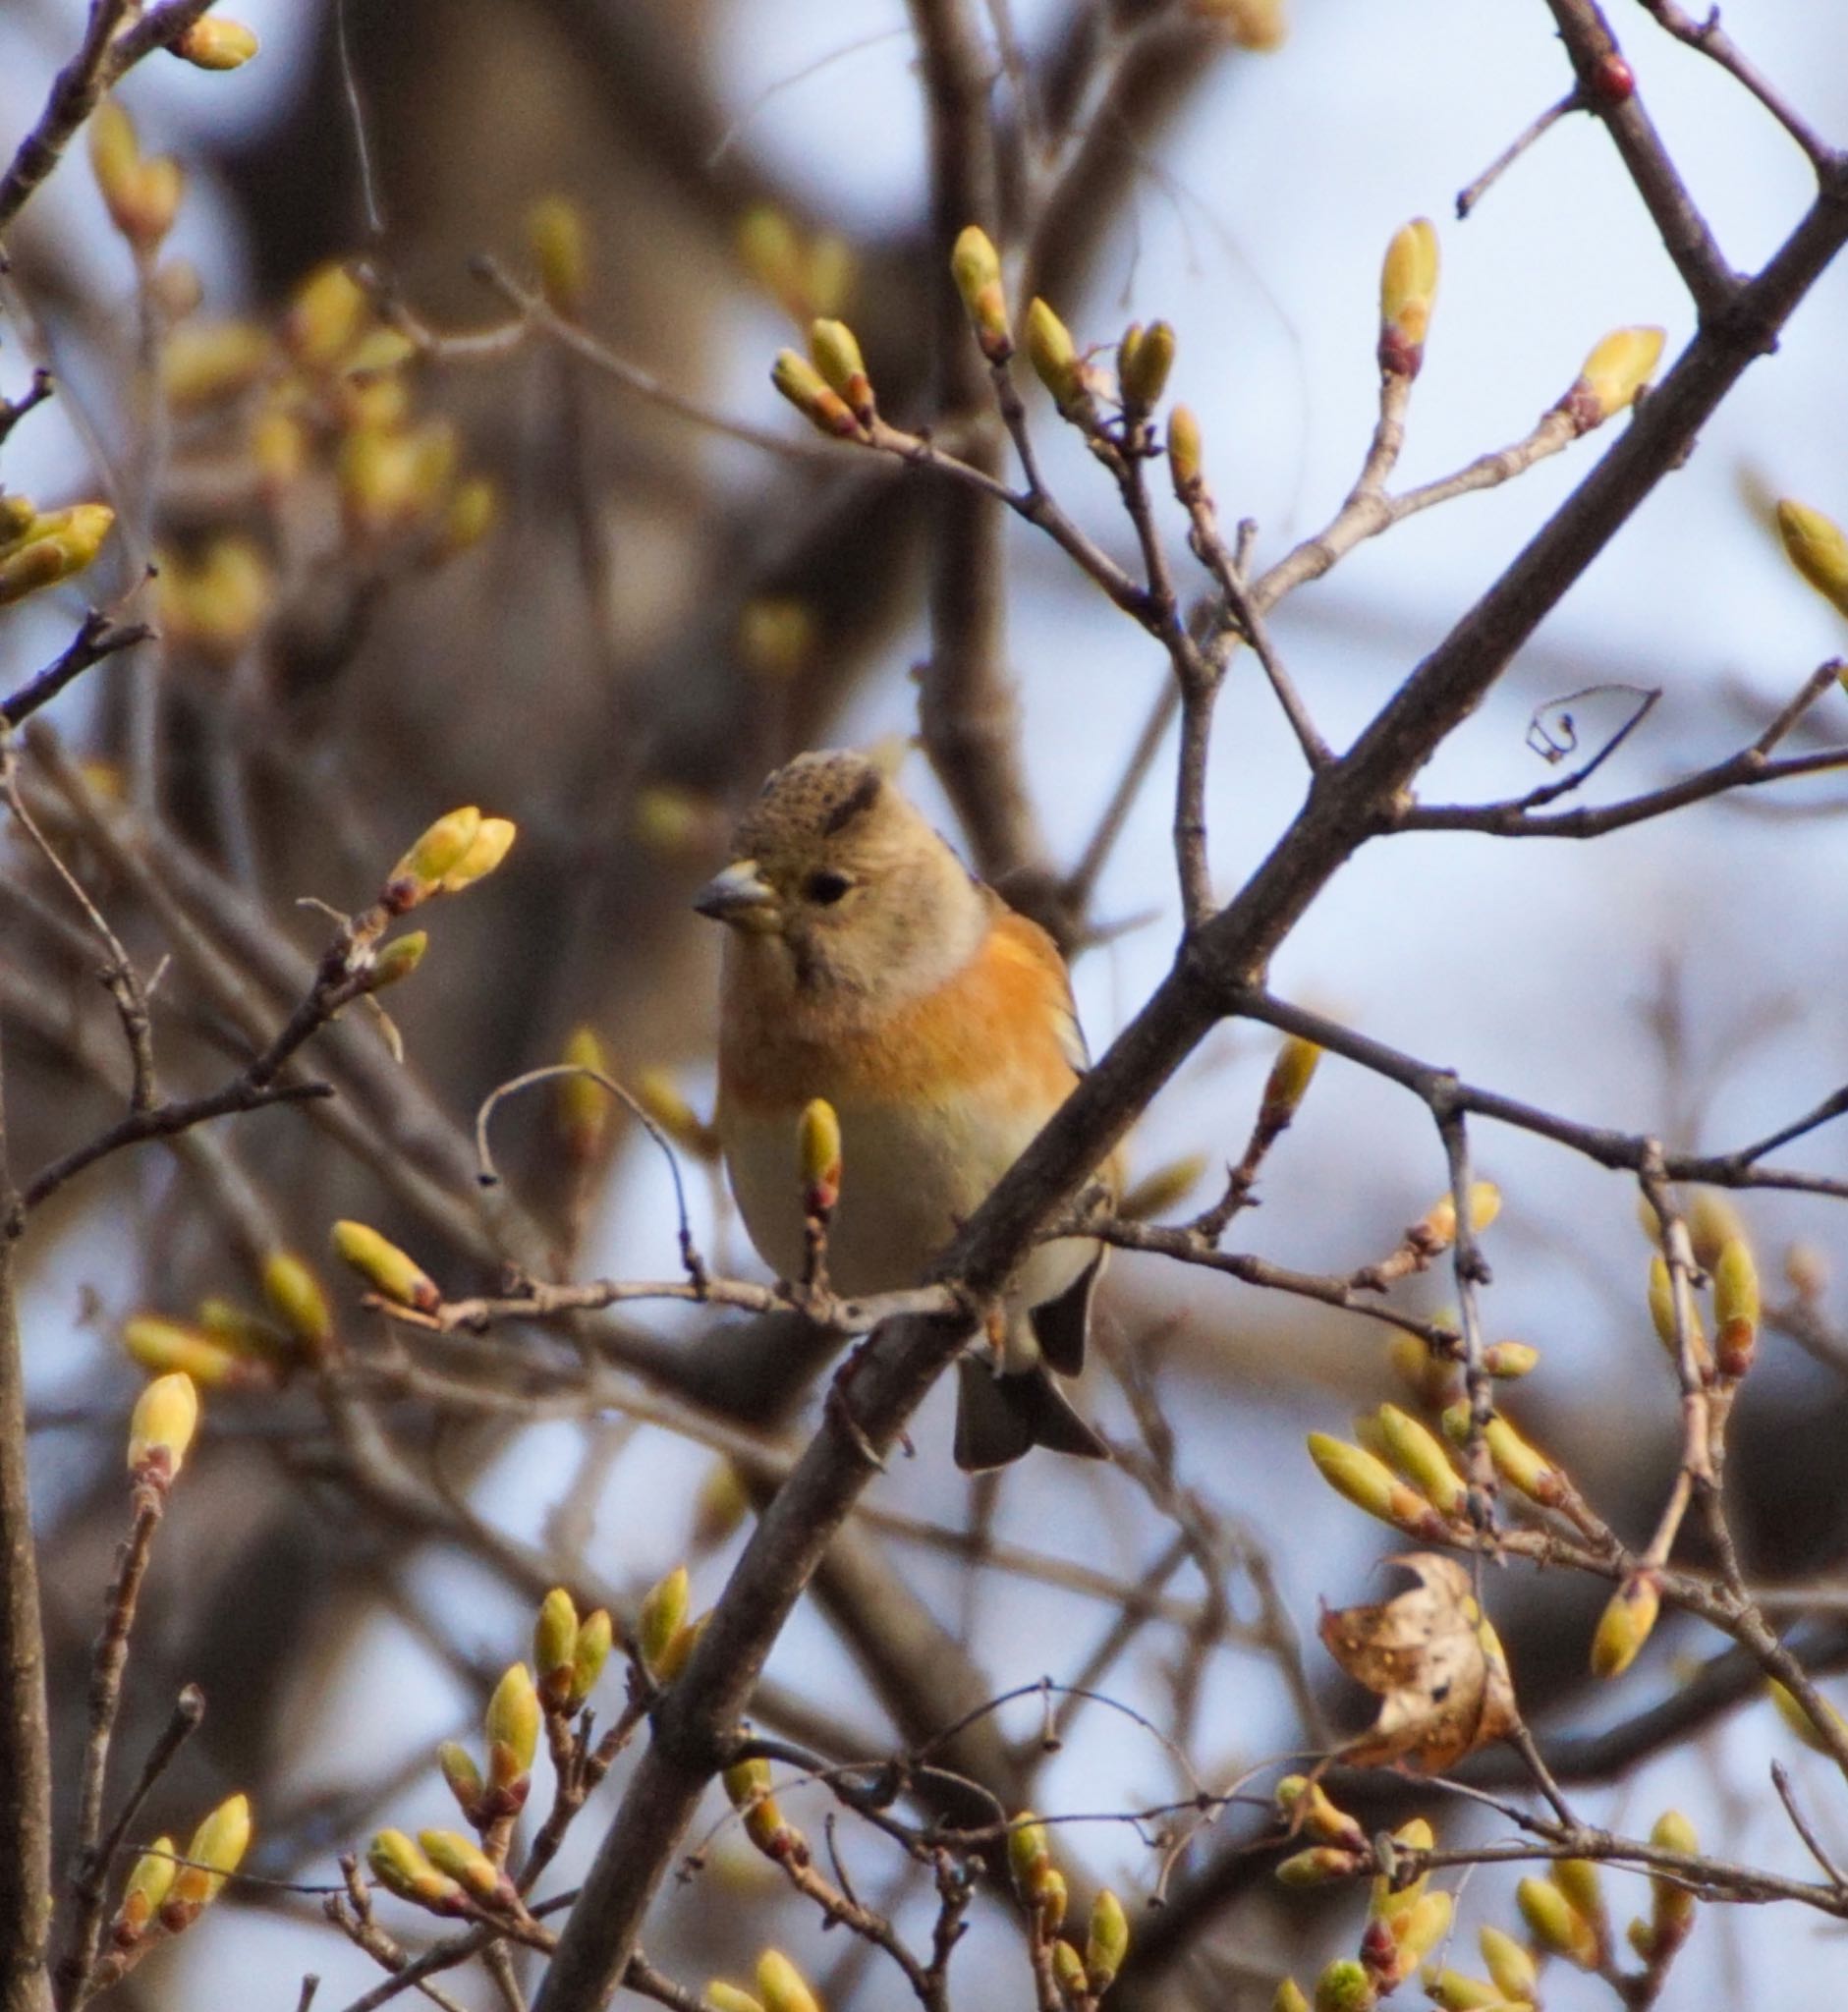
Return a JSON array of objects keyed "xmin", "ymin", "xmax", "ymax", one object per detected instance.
[
  {"xmin": 1275, "ymin": 1845, "xmax": 1365, "ymax": 1886},
  {"xmin": 534, "ymin": 1587, "xmax": 580, "ymax": 1702},
  {"xmin": 419, "ymin": 1827, "xmax": 506, "ymax": 1903},
  {"xmin": 1313, "ymin": 1957, "xmax": 1378, "ymax": 2012},
  {"xmin": 1026, "ymin": 298, "xmax": 1087, "ymax": 416},
  {"xmin": 1378, "ymin": 219, "xmax": 1438, "ymax": 377},
  {"xmin": 1086, "ymin": 1888, "xmax": 1130, "ymax": 1989},
  {"xmin": 556, "ymin": 1025, "xmax": 614, "ymax": 1162},
  {"xmin": 437, "ymin": 1740, "xmax": 484, "ymax": 1821},
  {"xmin": 756, "ymin": 1950, "xmax": 821, "ymax": 2012},
  {"xmin": 117, "ymin": 1837, "xmax": 178, "ymax": 1937},
  {"xmin": 1036, "ymin": 1867, "xmax": 1069, "ymax": 1933},
  {"xmin": 1516, "ymin": 1873, "xmax": 1597, "ymax": 1967},
  {"xmin": 1777, "ymin": 499, "xmax": 1848, "ymax": 617},
  {"xmin": 703, "ymin": 1987, "xmax": 764, "ymax": 2012},
  {"xmin": 1649, "ymin": 1809, "xmax": 1699, "ymax": 1934},
  {"xmin": 1712, "ymin": 1238, "xmax": 1759, "ymax": 1379},
  {"xmin": 632, "ymin": 1068, "xmax": 719, "ymax": 1160},
  {"xmin": 1373, "ymin": 1404, "xmax": 1466, "ymax": 1516},
  {"xmin": 159, "ymin": 320, "xmax": 272, "ymax": 407},
  {"xmin": 1553, "ymin": 1857, "xmax": 1606, "ymax": 1930},
  {"xmin": 1275, "ymin": 1774, "xmax": 1367, "ymax": 1853},
  {"xmin": 368, "ymin": 932, "xmax": 428, "ymax": 990},
  {"xmin": 809, "ymin": 319, "xmax": 873, "ymax": 423},
  {"xmin": 1421, "ymin": 1970, "xmax": 1502, "ymax": 2011},
  {"xmin": 653, "ymin": 1613, "xmax": 708, "ymax": 1683},
  {"xmin": 1391, "ymin": 1890, "xmax": 1452, "ymax": 1967},
  {"xmin": 1477, "ymin": 1925, "xmax": 1537, "ymax": 2002},
  {"xmin": 569, "ymin": 1607, "xmax": 613, "ymax": 1708},
  {"xmin": 173, "ymin": 18, "xmax": 260, "ymax": 68},
  {"xmin": 1167, "ymin": 404, "xmax": 1204, "ymax": 497},
  {"xmin": 262, "ymin": 1252, "xmax": 334, "ymax": 1354},
  {"xmin": 1645, "ymin": 1253, "xmax": 1704, "ymax": 1361},
  {"xmin": 439, "ymin": 816, "xmax": 517, "ymax": 894},
  {"xmin": 527, "ymin": 196, "xmax": 588, "ymax": 316},
  {"xmin": 1482, "ymin": 1341, "xmax": 1539, "ymax": 1379},
  {"xmin": 127, "ymin": 1372, "xmax": 199, "ymax": 1487},
  {"xmin": 330, "ymin": 1220, "xmax": 440, "ymax": 1313},
  {"xmin": 1119, "ymin": 319, "xmax": 1176, "ymax": 410},
  {"xmin": 1260, "ymin": 1035, "xmax": 1321, "ymax": 1128},
  {"xmin": 484, "ymin": 1663, "xmax": 539, "ymax": 1790},
  {"xmin": 1416, "ymin": 1182, "xmax": 1501, "ymax": 1252},
  {"xmin": 1116, "ymin": 1152, "xmax": 1208, "ymax": 1223},
  {"xmin": 122, "ymin": 1316, "xmax": 251, "ymax": 1389},
  {"xmin": 367, "ymin": 1828, "xmax": 463, "ymax": 1909},
  {"xmin": 1008, "ymin": 1811, "xmax": 1053, "ymax": 1899},
  {"xmin": 638, "ymin": 1564, "xmax": 691, "ymax": 1677},
  {"xmin": 1307, "ymin": 1433, "xmax": 1444, "ymax": 1534},
  {"xmin": 1768, "ymin": 1677, "xmax": 1848, "ymax": 1755},
  {"xmin": 771, "ymin": 349, "xmax": 860, "ymax": 438},
  {"xmin": 693, "ymin": 1458, "xmax": 752, "ymax": 1548},
  {"xmin": 951, "ymin": 224, "xmax": 1011, "ymax": 361},
  {"xmin": 387, "ymin": 807, "xmax": 482, "ymax": 903},
  {"xmin": 1560, "ymin": 326, "xmax": 1665, "ymax": 432},
  {"xmin": 0, "ymin": 505, "xmax": 116, "ymax": 605},
  {"xmin": 1052, "ymin": 1938, "xmax": 1088, "ymax": 2002},
  {"xmin": 439, "ymin": 477, "xmax": 499, "ymax": 557},
  {"xmin": 161, "ymin": 1793, "xmax": 252, "ymax": 1929},
  {"xmin": 287, "ymin": 262, "xmax": 369, "ymax": 370},
  {"xmin": 1590, "ymin": 1572, "xmax": 1660, "ymax": 1680},
  {"xmin": 798, "ymin": 1097, "xmax": 843, "ymax": 1215},
  {"xmin": 1273, "ymin": 1982, "xmax": 1312, "ymax": 2012}
]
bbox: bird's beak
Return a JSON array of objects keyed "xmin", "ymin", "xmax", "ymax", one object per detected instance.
[{"xmin": 694, "ymin": 859, "xmax": 779, "ymax": 929}]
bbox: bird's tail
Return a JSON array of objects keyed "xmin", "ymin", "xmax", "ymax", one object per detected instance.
[{"xmin": 952, "ymin": 1354, "xmax": 1108, "ymax": 1471}]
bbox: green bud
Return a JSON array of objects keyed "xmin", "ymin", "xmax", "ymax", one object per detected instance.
[
  {"xmin": 569, "ymin": 1607, "xmax": 613, "ymax": 1708},
  {"xmin": 1086, "ymin": 1888, "xmax": 1130, "ymax": 1989}
]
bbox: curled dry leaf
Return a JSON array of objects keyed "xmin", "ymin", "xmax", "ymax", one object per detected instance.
[{"xmin": 1318, "ymin": 1552, "xmax": 1517, "ymax": 1773}]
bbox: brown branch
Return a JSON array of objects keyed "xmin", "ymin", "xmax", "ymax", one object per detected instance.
[
  {"xmin": 1632, "ymin": 0, "xmax": 1835, "ymax": 170},
  {"xmin": 0, "ymin": 1030, "xmax": 53, "ymax": 2012},
  {"xmin": 908, "ymin": 0, "xmax": 1048, "ymax": 887},
  {"xmin": 1544, "ymin": 0, "xmax": 1741, "ymax": 315},
  {"xmin": 0, "ymin": 0, "xmax": 222, "ymax": 238},
  {"xmin": 530, "ymin": 155, "xmax": 1848, "ymax": 2012},
  {"xmin": 0, "ymin": 614, "xmax": 151, "ymax": 733}
]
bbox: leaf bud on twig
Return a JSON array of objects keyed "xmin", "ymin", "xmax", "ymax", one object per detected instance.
[
  {"xmin": 951, "ymin": 225, "xmax": 1012, "ymax": 361},
  {"xmin": 160, "ymin": 1793, "xmax": 252, "ymax": 1931},
  {"xmin": 809, "ymin": 319, "xmax": 874, "ymax": 425},
  {"xmin": 330, "ymin": 1221, "xmax": 440, "ymax": 1313},
  {"xmin": 173, "ymin": 19, "xmax": 260, "ymax": 69},
  {"xmin": 1556, "ymin": 326, "xmax": 1665, "ymax": 433},
  {"xmin": 1776, "ymin": 499, "xmax": 1848, "ymax": 618},
  {"xmin": 1590, "ymin": 1571, "xmax": 1660, "ymax": 1680},
  {"xmin": 1378, "ymin": 219, "xmax": 1438, "ymax": 378},
  {"xmin": 127, "ymin": 1372, "xmax": 198, "ymax": 1490}
]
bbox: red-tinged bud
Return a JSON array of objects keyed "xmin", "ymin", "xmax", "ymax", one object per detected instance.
[
  {"xmin": 419, "ymin": 1827, "xmax": 512, "ymax": 1906},
  {"xmin": 367, "ymin": 1828, "xmax": 466, "ymax": 1911},
  {"xmin": 1378, "ymin": 219, "xmax": 1438, "ymax": 378},
  {"xmin": 1556, "ymin": 326, "xmax": 1665, "ymax": 433},
  {"xmin": 160, "ymin": 1793, "xmax": 251, "ymax": 1931},
  {"xmin": 1589, "ymin": 51, "xmax": 1635, "ymax": 102},
  {"xmin": 484, "ymin": 1663, "xmax": 539, "ymax": 1792},
  {"xmin": 385, "ymin": 808, "xmax": 481, "ymax": 910},
  {"xmin": 951, "ymin": 225, "xmax": 1011, "ymax": 362},
  {"xmin": 115, "ymin": 1837, "xmax": 177, "ymax": 1941},
  {"xmin": 437, "ymin": 1740, "xmax": 485, "ymax": 1823},
  {"xmin": 798, "ymin": 1097, "xmax": 843, "ymax": 1216},
  {"xmin": 330, "ymin": 1220, "xmax": 440, "ymax": 1313},
  {"xmin": 533, "ymin": 1587, "xmax": 580, "ymax": 1707},
  {"xmin": 809, "ymin": 319, "xmax": 874, "ymax": 425},
  {"xmin": 771, "ymin": 350, "xmax": 861, "ymax": 438},
  {"xmin": 1712, "ymin": 1238, "xmax": 1759, "ymax": 1379},
  {"xmin": 127, "ymin": 1373, "xmax": 198, "ymax": 1490}
]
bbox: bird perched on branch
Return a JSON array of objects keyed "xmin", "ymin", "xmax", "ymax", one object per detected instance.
[{"xmin": 696, "ymin": 749, "xmax": 1115, "ymax": 1469}]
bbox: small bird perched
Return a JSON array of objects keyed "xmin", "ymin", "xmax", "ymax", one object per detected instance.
[{"xmin": 696, "ymin": 750, "xmax": 1115, "ymax": 1469}]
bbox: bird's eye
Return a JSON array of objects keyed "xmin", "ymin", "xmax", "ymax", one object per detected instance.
[{"xmin": 806, "ymin": 869, "xmax": 853, "ymax": 906}]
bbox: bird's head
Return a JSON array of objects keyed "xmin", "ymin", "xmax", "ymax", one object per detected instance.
[{"xmin": 695, "ymin": 751, "xmax": 984, "ymax": 998}]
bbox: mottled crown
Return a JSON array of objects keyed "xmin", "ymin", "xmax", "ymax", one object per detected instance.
[{"xmin": 730, "ymin": 750, "xmax": 889, "ymax": 858}]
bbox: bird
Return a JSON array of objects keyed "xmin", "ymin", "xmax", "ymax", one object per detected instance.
[{"xmin": 695, "ymin": 748, "xmax": 1116, "ymax": 1470}]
